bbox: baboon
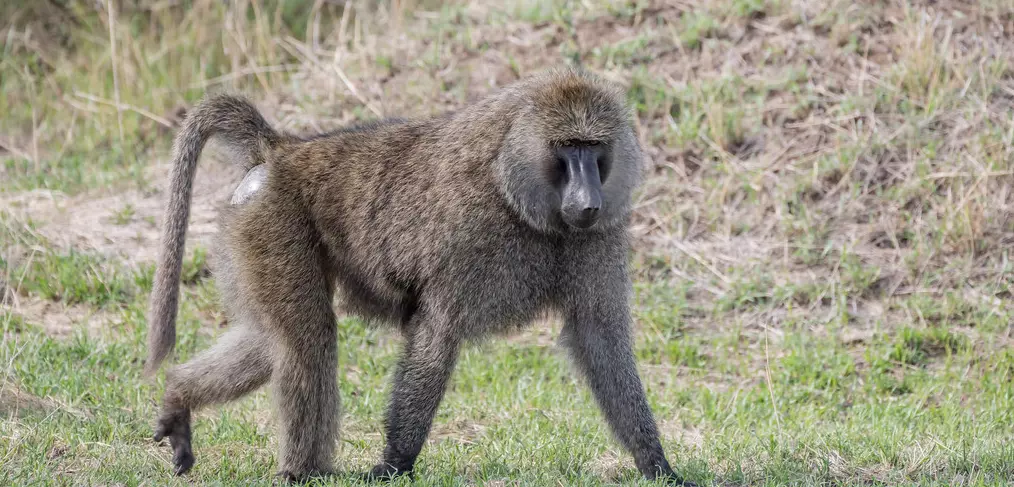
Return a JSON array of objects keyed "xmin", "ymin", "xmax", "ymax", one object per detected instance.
[{"xmin": 146, "ymin": 67, "xmax": 694, "ymax": 486}]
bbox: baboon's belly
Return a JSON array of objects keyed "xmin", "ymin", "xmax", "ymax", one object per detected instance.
[
  {"xmin": 331, "ymin": 254, "xmax": 415, "ymax": 325},
  {"xmin": 330, "ymin": 236, "xmax": 555, "ymax": 335}
]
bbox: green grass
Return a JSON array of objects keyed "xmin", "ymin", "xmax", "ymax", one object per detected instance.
[
  {"xmin": 3, "ymin": 0, "xmax": 1014, "ymax": 485},
  {"xmin": 3, "ymin": 254, "xmax": 1013, "ymax": 485}
]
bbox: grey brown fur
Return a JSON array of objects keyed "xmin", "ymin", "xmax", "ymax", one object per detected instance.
[{"xmin": 146, "ymin": 67, "xmax": 693, "ymax": 485}]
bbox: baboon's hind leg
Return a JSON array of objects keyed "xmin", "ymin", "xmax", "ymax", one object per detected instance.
[
  {"xmin": 235, "ymin": 208, "xmax": 340, "ymax": 482},
  {"xmin": 154, "ymin": 325, "xmax": 274, "ymax": 475},
  {"xmin": 153, "ymin": 225, "xmax": 275, "ymax": 476}
]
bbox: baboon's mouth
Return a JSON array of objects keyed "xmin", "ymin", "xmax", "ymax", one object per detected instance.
[{"xmin": 563, "ymin": 213, "xmax": 599, "ymax": 229}]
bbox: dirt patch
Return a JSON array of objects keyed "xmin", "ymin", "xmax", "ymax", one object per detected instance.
[
  {"xmin": 502, "ymin": 317, "xmax": 561, "ymax": 348},
  {"xmin": 658, "ymin": 420, "xmax": 706, "ymax": 449},
  {"xmin": 0, "ymin": 383, "xmax": 91, "ymax": 419},
  {"xmin": 1, "ymin": 151, "xmax": 243, "ymax": 268},
  {"xmin": 429, "ymin": 417, "xmax": 487, "ymax": 445},
  {"xmin": 7, "ymin": 299, "xmax": 118, "ymax": 338},
  {"xmin": 586, "ymin": 450, "xmax": 635, "ymax": 482},
  {"xmin": 0, "ymin": 387, "xmax": 56, "ymax": 416}
]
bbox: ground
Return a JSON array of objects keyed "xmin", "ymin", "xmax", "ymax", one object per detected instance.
[{"xmin": 2, "ymin": 0, "xmax": 1013, "ymax": 485}]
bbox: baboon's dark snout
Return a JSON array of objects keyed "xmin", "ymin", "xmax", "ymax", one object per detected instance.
[{"xmin": 558, "ymin": 144, "xmax": 603, "ymax": 229}]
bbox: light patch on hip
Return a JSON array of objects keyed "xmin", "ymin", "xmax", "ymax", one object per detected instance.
[{"xmin": 230, "ymin": 164, "xmax": 268, "ymax": 206}]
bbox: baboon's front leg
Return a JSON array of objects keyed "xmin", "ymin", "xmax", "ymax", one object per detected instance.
[
  {"xmin": 367, "ymin": 314, "xmax": 460, "ymax": 480},
  {"xmin": 562, "ymin": 293, "xmax": 695, "ymax": 486}
]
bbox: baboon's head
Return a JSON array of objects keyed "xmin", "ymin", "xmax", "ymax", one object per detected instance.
[{"xmin": 497, "ymin": 68, "xmax": 645, "ymax": 234}]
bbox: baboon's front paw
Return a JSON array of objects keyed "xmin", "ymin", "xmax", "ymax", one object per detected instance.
[
  {"xmin": 359, "ymin": 462, "xmax": 413, "ymax": 482},
  {"xmin": 171, "ymin": 448, "xmax": 196, "ymax": 476},
  {"xmin": 153, "ymin": 407, "xmax": 194, "ymax": 475},
  {"xmin": 640, "ymin": 460, "xmax": 697, "ymax": 487},
  {"xmin": 658, "ymin": 471, "xmax": 697, "ymax": 487}
]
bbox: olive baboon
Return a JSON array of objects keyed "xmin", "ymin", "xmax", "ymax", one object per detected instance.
[{"xmin": 146, "ymin": 68, "xmax": 694, "ymax": 485}]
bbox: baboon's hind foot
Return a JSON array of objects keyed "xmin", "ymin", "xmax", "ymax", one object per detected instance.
[{"xmin": 153, "ymin": 407, "xmax": 194, "ymax": 475}]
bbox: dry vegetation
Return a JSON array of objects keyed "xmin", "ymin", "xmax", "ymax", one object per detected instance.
[{"xmin": 2, "ymin": 1, "xmax": 1014, "ymax": 486}]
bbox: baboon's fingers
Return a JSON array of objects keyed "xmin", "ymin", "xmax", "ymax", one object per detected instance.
[
  {"xmin": 641, "ymin": 460, "xmax": 697, "ymax": 486},
  {"xmin": 359, "ymin": 463, "xmax": 413, "ymax": 482},
  {"xmin": 654, "ymin": 469, "xmax": 698, "ymax": 487},
  {"xmin": 670, "ymin": 477, "xmax": 698, "ymax": 487},
  {"xmin": 172, "ymin": 445, "xmax": 195, "ymax": 476}
]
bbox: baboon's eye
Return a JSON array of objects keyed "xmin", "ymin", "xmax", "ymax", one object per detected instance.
[
  {"xmin": 598, "ymin": 156, "xmax": 610, "ymax": 183},
  {"xmin": 561, "ymin": 139, "xmax": 601, "ymax": 147},
  {"xmin": 553, "ymin": 156, "xmax": 568, "ymax": 186}
]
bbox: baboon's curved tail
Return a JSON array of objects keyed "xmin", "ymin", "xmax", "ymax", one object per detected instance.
[{"xmin": 145, "ymin": 94, "xmax": 281, "ymax": 377}]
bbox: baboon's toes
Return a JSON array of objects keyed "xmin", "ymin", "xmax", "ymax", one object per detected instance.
[
  {"xmin": 152, "ymin": 417, "xmax": 170, "ymax": 442},
  {"xmin": 154, "ymin": 407, "xmax": 191, "ymax": 440},
  {"xmin": 152, "ymin": 421, "xmax": 174, "ymax": 442},
  {"xmin": 153, "ymin": 407, "xmax": 194, "ymax": 476}
]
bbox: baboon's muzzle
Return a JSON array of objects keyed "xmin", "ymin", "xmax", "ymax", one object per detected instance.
[{"xmin": 558, "ymin": 144, "xmax": 603, "ymax": 229}]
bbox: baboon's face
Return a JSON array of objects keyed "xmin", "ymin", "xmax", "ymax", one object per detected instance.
[
  {"xmin": 551, "ymin": 139, "xmax": 609, "ymax": 229},
  {"xmin": 498, "ymin": 71, "xmax": 644, "ymax": 234},
  {"xmin": 532, "ymin": 87, "xmax": 635, "ymax": 232}
]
